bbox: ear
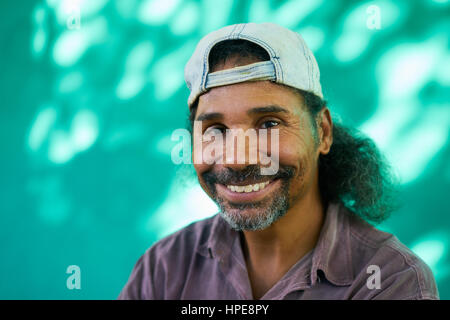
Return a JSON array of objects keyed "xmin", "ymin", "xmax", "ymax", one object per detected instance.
[{"xmin": 316, "ymin": 107, "xmax": 333, "ymax": 155}]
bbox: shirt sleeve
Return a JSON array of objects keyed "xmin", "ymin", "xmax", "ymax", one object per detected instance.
[
  {"xmin": 357, "ymin": 264, "xmax": 440, "ymax": 300},
  {"xmin": 117, "ymin": 251, "xmax": 156, "ymax": 300}
]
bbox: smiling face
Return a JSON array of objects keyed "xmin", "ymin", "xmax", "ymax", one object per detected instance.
[{"xmin": 192, "ymin": 77, "xmax": 329, "ymax": 231}]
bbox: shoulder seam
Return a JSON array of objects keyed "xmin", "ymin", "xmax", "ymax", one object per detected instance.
[
  {"xmin": 350, "ymin": 228, "xmax": 431, "ymax": 298},
  {"xmin": 401, "ymin": 292, "xmax": 438, "ymax": 300},
  {"xmin": 350, "ymin": 226, "xmax": 393, "ymax": 250},
  {"xmin": 383, "ymin": 238, "xmax": 429, "ymax": 297}
]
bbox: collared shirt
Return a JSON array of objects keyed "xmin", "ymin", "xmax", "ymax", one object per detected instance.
[{"xmin": 118, "ymin": 202, "xmax": 439, "ymax": 300}]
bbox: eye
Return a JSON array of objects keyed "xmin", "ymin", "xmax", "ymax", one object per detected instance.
[
  {"xmin": 260, "ymin": 120, "xmax": 279, "ymax": 129},
  {"xmin": 204, "ymin": 125, "xmax": 226, "ymax": 136}
]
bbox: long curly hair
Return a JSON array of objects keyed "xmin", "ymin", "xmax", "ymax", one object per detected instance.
[{"xmin": 187, "ymin": 40, "xmax": 399, "ymax": 224}]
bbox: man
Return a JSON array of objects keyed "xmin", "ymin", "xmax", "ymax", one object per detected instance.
[{"xmin": 118, "ymin": 23, "xmax": 439, "ymax": 300}]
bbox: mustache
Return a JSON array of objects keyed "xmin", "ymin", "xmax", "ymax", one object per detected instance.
[{"xmin": 202, "ymin": 165, "xmax": 296, "ymax": 186}]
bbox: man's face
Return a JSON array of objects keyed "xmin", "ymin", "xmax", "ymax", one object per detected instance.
[{"xmin": 193, "ymin": 80, "xmax": 322, "ymax": 231}]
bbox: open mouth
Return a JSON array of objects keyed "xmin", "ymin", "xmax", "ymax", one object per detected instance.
[
  {"xmin": 225, "ymin": 181, "xmax": 271, "ymax": 193},
  {"xmin": 216, "ymin": 178, "xmax": 281, "ymax": 203}
]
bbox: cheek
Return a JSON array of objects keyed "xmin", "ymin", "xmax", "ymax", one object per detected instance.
[
  {"xmin": 278, "ymin": 132, "xmax": 313, "ymax": 171},
  {"xmin": 192, "ymin": 138, "xmax": 211, "ymax": 172},
  {"xmin": 192, "ymin": 142, "xmax": 215, "ymax": 193},
  {"xmin": 193, "ymin": 161, "xmax": 210, "ymax": 181},
  {"xmin": 193, "ymin": 162, "xmax": 215, "ymax": 197},
  {"xmin": 279, "ymin": 132, "xmax": 319, "ymax": 197}
]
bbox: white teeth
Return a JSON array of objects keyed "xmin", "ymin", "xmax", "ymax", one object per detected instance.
[{"xmin": 226, "ymin": 181, "xmax": 271, "ymax": 193}]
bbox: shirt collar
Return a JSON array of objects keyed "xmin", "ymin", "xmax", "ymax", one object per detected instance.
[
  {"xmin": 198, "ymin": 202, "xmax": 354, "ymax": 289},
  {"xmin": 310, "ymin": 202, "xmax": 354, "ymax": 286},
  {"xmin": 198, "ymin": 212, "xmax": 235, "ymax": 260}
]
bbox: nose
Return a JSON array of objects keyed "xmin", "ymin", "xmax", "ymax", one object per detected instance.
[
  {"xmin": 222, "ymin": 127, "xmax": 259, "ymax": 170},
  {"xmin": 222, "ymin": 159, "xmax": 249, "ymax": 171}
]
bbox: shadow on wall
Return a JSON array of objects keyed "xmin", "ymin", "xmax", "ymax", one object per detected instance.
[{"xmin": 0, "ymin": 0, "xmax": 448, "ymax": 299}]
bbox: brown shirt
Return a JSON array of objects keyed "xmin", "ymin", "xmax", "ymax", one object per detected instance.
[{"xmin": 118, "ymin": 202, "xmax": 439, "ymax": 300}]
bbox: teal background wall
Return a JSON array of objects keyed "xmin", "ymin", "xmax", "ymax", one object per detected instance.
[{"xmin": 0, "ymin": 0, "xmax": 449, "ymax": 299}]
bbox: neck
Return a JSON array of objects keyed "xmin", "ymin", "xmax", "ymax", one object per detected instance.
[
  {"xmin": 242, "ymin": 192, "xmax": 325, "ymax": 263},
  {"xmin": 240, "ymin": 173, "xmax": 326, "ymax": 279}
]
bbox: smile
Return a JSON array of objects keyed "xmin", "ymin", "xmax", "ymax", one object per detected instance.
[
  {"xmin": 216, "ymin": 179, "xmax": 280, "ymax": 203},
  {"xmin": 226, "ymin": 181, "xmax": 270, "ymax": 193}
]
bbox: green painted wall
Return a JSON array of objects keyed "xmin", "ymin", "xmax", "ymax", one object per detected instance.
[{"xmin": 0, "ymin": 0, "xmax": 449, "ymax": 299}]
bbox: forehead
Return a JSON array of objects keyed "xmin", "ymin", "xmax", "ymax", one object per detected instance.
[{"xmin": 196, "ymin": 80, "xmax": 305, "ymax": 117}]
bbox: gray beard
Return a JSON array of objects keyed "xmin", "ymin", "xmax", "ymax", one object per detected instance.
[{"xmin": 215, "ymin": 180, "xmax": 290, "ymax": 231}]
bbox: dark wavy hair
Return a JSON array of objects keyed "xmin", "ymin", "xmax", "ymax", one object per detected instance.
[{"xmin": 187, "ymin": 40, "xmax": 399, "ymax": 224}]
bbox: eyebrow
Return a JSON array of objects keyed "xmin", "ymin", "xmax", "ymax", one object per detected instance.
[
  {"xmin": 246, "ymin": 105, "xmax": 289, "ymax": 115},
  {"xmin": 195, "ymin": 105, "xmax": 289, "ymax": 121},
  {"xmin": 196, "ymin": 112, "xmax": 223, "ymax": 122}
]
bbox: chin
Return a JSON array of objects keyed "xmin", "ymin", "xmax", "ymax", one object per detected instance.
[{"xmin": 217, "ymin": 196, "xmax": 290, "ymax": 231}]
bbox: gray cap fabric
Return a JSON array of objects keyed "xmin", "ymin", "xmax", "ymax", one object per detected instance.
[{"xmin": 184, "ymin": 22, "xmax": 323, "ymax": 109}]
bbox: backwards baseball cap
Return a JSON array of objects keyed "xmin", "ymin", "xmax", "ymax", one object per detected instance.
[{"xmin": 184, "ymin": 22, "xmax": 323, "ymax": 109}]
